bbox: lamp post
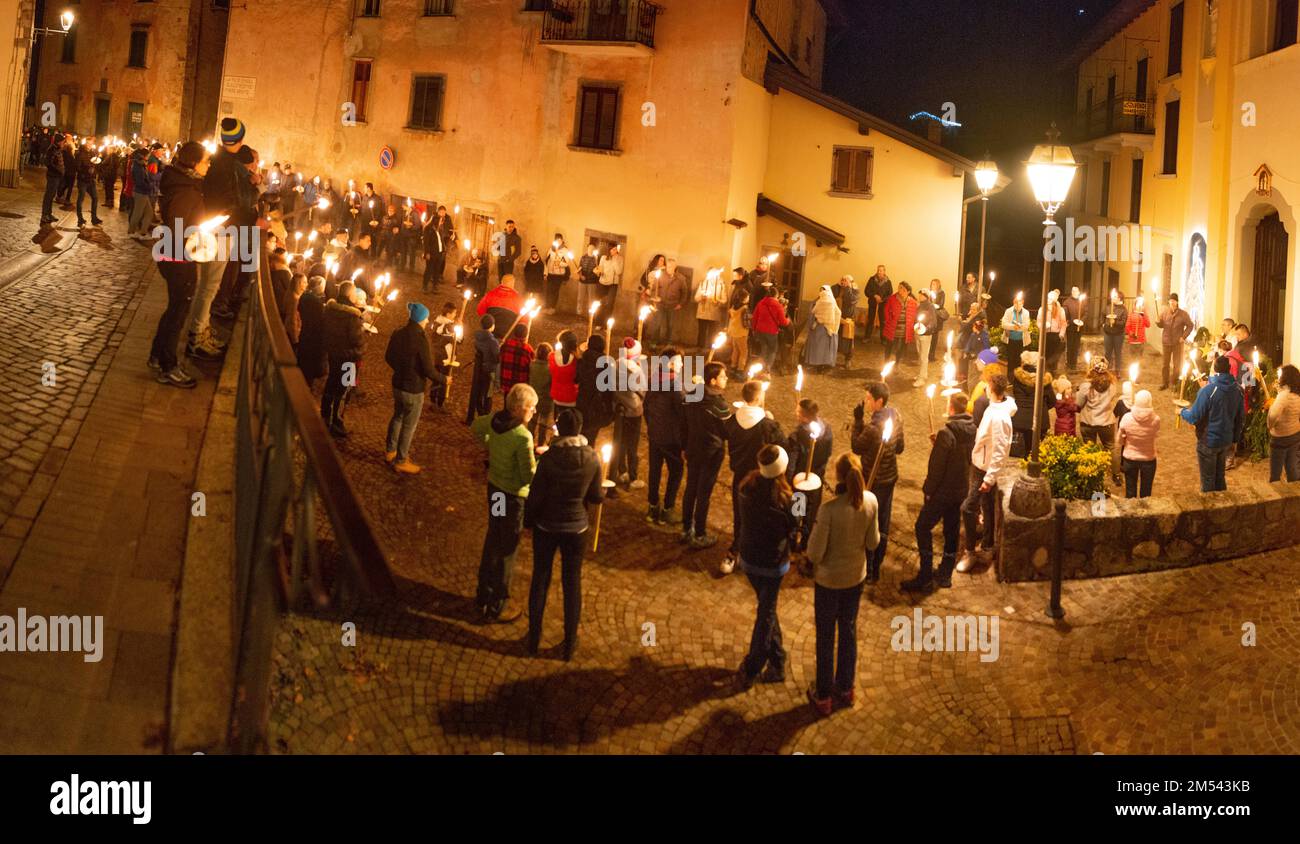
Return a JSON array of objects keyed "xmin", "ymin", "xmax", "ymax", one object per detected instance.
[
  {"xmin": 1010, "ymin": 125, "xmax": 1077, "ymax": 519},
  {"xmin": 973, "ymin": 155, "xmax": 999, "ymax": 305}
]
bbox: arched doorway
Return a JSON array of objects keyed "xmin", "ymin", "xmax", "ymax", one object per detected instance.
[{"xmin": 1251, "ymin": 211, "xmax": 1288, "ymax": 362}]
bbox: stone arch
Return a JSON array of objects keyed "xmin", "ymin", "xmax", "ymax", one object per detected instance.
[{"xmin": 1232, "ymin": 184, "xmax": 1296, "ymax": 363}]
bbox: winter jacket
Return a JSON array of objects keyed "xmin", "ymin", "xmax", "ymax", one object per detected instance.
[
  {"xmin": 644, "ymin": 374, "xmax": 688, "ymax": 449},
  {"xmin": 751, "ymin": 294, "xmax": 789, "ymax": 336},
  {"xmin": 972, "ymin": 397, "xmax": 1018, "ymax": 486},
  {"xmin": 157, "ymin": 164, "xmax": 207, "ymax": 258},
  {"xmin": 1000, "ymin": 306, "xmax": 1031, "ymax": 343},
  {"xmin": 1268, "ymin": 387, "xmax": 1300, "ymax": 439},
  {"xmin": 296, "ymin": 291, "xmax": 328, "ymax": 381},
  {"xmin": 685, "ymin": 386, "xmax": 730, "ymax": 458},
  {"xmin": 1180, "ymin": 373, "xmax": 1245, "ymax": 449},
  {"xmin": 693, "ymin": 271, "xmax": 729, "ymax": 322},
  {"xmin": 499, "ymin": 338, "xmax": 534, "ymax": 395},
  {"xmin": 422, "ymin": 216, "xmax": 453, "ymax": 255},
  {"xmin": 578, "ymin": 253, "xmax": 599, "ymax": 285},
  {"xmin": 385, "ymin": 320, "xmax": 441, "ymax": 394},
  {"xmin": 882, "ymin": 294, "xmax": 918, "ymax": 343},
  {"xmin": 322, "ymin": 300, "xmax": 365, "ymax": 364},
  {"xmin": 528, "ymin": 358, "xmax": 553, "ymax": 415},
  {"xmin": 74, "ymin": 148, "xmax": 97, "ymax": 185},
  {"xmin": 523, "ymin": 436, "xmax": 604, "ymax": 533},
  {"xmin": 612, "ymin": 354, "xmax": 646, "ymax": 417},
  {"xmin": 656, "ymin": 270, "xmax": 688, "ymax": 308},
  {"xmin": 1101, "ymin": 301, "xmax": 1128, "ymax": 337},
  {"xmin": 523, "ymin": 257, "xmax": 545, "ymax": 289},
  {"xmin": 548, "ymin": 349, "xmax": 579, "ymax": 405},
  {"xmin": 784, "ymin": 421, "xmax": 832, "ymax": 484},
  {"xmin": 923, "ymin": 413, "xmax": 977, "ymax": 504},
  {"xmin": 737, "ymin": 477, "xmax": 800, "ymax": 575},
  {"xmin": 202, "ymin": 146, "xmax": 252, "ymax": 224},
  {"xmin": 915, "ymin": 300, "xmax": 939, "ymax": 338},
  {"xmin": 724, "ymin": 404, "xmax": 785, "ymax": 476},
  {"xmin": 472, "ymin": 328, "xmax": 501, "ymax": 374},
  {"xmin": 478, "ymin": 283, "xmax": 523, "ymax": 334},
  {"xmin": 864, "ymin": 275, "xmax": 892, "ymax": 306},
  {"xmin": 1076, "ymin": 378, "xmax": 1117, "ymax": 427},
  {"xmin": 807, "ymin": 487, "xmax": 880, "ymax": 589},
  {"xmin": 131, "ymin": 156, "xmax": 159, "ymax": 198},
  {"xmin": 575, "ymin": 350, "xmax": 614, "ymax": 430},
  {"xmin": 1011, "ymin": 363, "xmax": 1054, "ymax": 435},
  {"xmin": 1118, "ymin": 405, "xmax": 1160, "ymax": 461},
  {"xmin": 1156, "ymin": 307, "xmax": 1194, "ymax": 347},
  {"xmin": 1125, "ymin": 310, "xmax": 1151, "ymax": 344},
  {"xmin": 45, "ymin": 143, "xmax": 65, "ymax": 178},
  {"xmin": 471, "ymin": 410, "xmax": 536, "ymax": 497},
  {"xmin": 833, "ymin": 284, "xmax": 859, "ymax": 325},
  {"xmin": 851, "ymin": 406, "xmax": 905, "ymax": 489},
  {"xmin": 727, "ymin": 305, "xmax": 750, "ymax": 337},
  {"xmin": 1053, "ymin": 396, "xmax": 1079, "ymax": 435}
]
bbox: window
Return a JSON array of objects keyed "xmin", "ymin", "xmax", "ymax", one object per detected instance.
[
  {"xmin": 1274, "ymin": 0, "xmax": 1299, "ymax": 50},
  {"xmin": 358, "ymin": 0, "xmax": 381, "ymax": 16},
  {"xmin": 350, "ymin": 60, "xmax": 372, "ymax": 123},
  {"xmin": 212, "ymin": 0, "xmax": 230, "ymax": 9},
  {"xmin": 128, "ymin": 28, "xmax": 148, "ymax": 68},
  {"xmin": 830, "ymin": 146, "xmax": 873, "ymax": 195},
  {"xmin": 574, "ymin": 84, "xmax": 620, "ymax": 151},
  {"xmin": 61, "ymin": 24, "xmax": 76, "ymax": 63},
  {"xmin": 1099, "ymin": 159, "xmax": 1111, "ymax": 217},
  {"xmin": 423, "ymin": 0, "xmax": 453, "ymax": 14},
  {"xmin": 1167, "ymin": 3, "xmax": 1184, "ymax": 76},
  {"xmin": 523, "ymin": 0, "xmax": 550, "ymax": 9},
  {"xmin": 1162, "ymin": 100, "xmax": 1180, "ymax": 174},
  {"xmin": 408, "ymin": 75, "xmax": 445, "ymax": 130},
  {"xmin": 1129, "ymin": 158, "xmax": 1143, "ymax": 223}
]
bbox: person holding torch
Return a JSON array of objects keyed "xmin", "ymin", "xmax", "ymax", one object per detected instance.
[
  {"xmin": 902, "ymin": 391, "xmax": 975, "ymax": 592},
  {"xmin": 850, "ymin": 381, "xmax": 904, "ymax": 583}
]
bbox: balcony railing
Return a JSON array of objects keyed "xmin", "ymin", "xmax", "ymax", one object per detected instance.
[
  {"xmin": 1073, "ymin": 94, "xmax": 1155, "ymax": 141},
  {"xmin": 541, "ymin": 0, "xmax": 662, "ymax": 49}
]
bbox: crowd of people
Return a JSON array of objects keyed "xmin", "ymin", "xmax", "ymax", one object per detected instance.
[{"xmin": 39, "ymin": 113, "xmax": 1300, "ymax": 718}]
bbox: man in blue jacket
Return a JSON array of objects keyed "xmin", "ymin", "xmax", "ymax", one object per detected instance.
[{"xmin": 1180, "ymin": 355, "xmax": 1244, "ymax": 492}]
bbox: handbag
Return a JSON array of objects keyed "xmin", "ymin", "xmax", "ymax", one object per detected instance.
[
  {"xmin": 841, "ymin": 318, "xmax": 855, "ymax": 339},
  {"xmin": 936, "ymin": 307, "xmax": 950, "ymax": 323}
]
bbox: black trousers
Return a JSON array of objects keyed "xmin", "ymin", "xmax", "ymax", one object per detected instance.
[
  {"xmin": 545, "ymin": 274, "xmax": 566, "ymax": 310},
  {"xmin": 497, "ymin": 258, "xmax": 515, "ymax": 281},
  {"xmin": 527, "ymin": 528, "xmax": 585, "ymax": 648},
  {"xmin": 75, "ymin": 181, "xmax": 98, "ymax": 223},
  {"xmin": 960, "ymin": 467, "xmax": 996, "ymax": 553},
  {"xmin": 41, "ymin": 174, "xmax": 60, "ymax": 221},
  {"xmin": 423, "ymin": 252, "xmax": 446, "ymax": 290},
  {"xmin": 611, "ymin": 415, "xmax": 641, "ymax": 481},
  {"xmin": 1066, "ymin": 327, "xmax": 1081, "ymax": 371},
  {"xmin": 1122, "ymin": 457, "xmax": 1156, "ymax": 498},
  {"xmin": 149, "ymin": 261, "xmax": 198, "ymax": 372},
  {"xmin": 681, "ymin": 448, "xmax": 723, "ymax": 537},
  {"xmin": 914, "ymin": 496, "xmax": 962, "ymax": 577},
  {"xmin": 814, "ymin": 582, "xmax": 862, "ymax": 699},
  {"xmin": 647, "ymin": 442, "xmax": 684, "ymax": 509},
  {"xmin": 695, "ymin": 318, "xmax": 717, "ymax": 349},
  {"xmin": 321, "ymin": 359, "xmax": 353, "ymax": 427},
  {"xmin": 465, "ymin": 360, "xmax": 493, "ymax": 424},
  {"xmin": 477, "ymin": 484, "xmax": 524, "ymax": 614},
  {"xmin": 102, "ymin": 178, "xmax": 116, "ymax": 208}
]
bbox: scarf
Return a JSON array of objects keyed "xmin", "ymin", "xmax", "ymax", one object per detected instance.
[{"xmin": 811, "ymin": 287, "xmax": 842, "ymax": 329}]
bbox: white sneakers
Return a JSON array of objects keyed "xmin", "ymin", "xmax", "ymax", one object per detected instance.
[{"xmin": 719, "ymin": 554, "xmax": 736, "ymax": 575}]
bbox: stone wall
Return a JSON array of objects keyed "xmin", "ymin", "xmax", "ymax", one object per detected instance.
[{"xmin": 994, "ymin": 468, "xmax": 1300, "ymax": 582}]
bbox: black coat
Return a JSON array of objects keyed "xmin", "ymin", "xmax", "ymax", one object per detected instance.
[
  {"xmin": 385, "ymin": 320, "xmax": 441, "ymax": 394},
  {"xmin": 724, "ymin": 408, "xmax": 785, "ymax": 476},
  {"xmin": 523, "ymin": 437, "xmax": 605, "ymax": 534},
  {"xmin": 644, "ymin": 378, "xmax": 688, "ymax": 449},
  {"xmin": 1011, "ymin": 364, "xmax": 1053, "ymax": 434},
  {"xmin": 322, "ymin": 300, "xmax": 365, "ymax": 364},
  {"xmin": 296, "ymin": 291, "xmax": 328, "ymax": 381},
  {"xmin": 685, "ymin": 388, "xmax": 730, "ymax": 458},
  {"xmin": 575, "ymin": 351, "xmax": 614, "ymax": 430},
  {"xmin": 922, "ymin": 414, "xmax": 977, "ymax": 504},
  {"xmin": 785, "ymin": 420, "xmax": 833, "ymax": 483},
  {"xmin": 157, "ymin": 164, "xmax": 206, "ymax": 235}
]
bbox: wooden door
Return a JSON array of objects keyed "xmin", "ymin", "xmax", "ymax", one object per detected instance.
[{"xmin": 1252, "ymin": 212, "xmax": 1288, "ymax": 362}]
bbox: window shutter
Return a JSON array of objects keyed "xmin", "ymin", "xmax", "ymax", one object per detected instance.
[
  {"xmin": 850, "ymin": 150, "xmax": 871, "ymax": 193},
  {"xmin": 833, "ymin": 149, "xmax": 851, "ymax": 191},
  {"xmin": 597, "ymin": 89, "xmax": 617, "ymax": 148}
]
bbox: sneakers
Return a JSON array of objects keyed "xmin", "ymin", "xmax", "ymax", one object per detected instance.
[
  {"xmin": 660, "ymin": 506, "xmax": 680, "ymax": 526},
  {"xmin": 384, "ymin": 450, "xmax": 397, "ymax": 463},
  {"xmin": 678, "ymin": 529, "xmax": 694, "ymax": 544},
  {"xmin": 806, "ymin": 685, "xmax": 833, "ymax": 717},
  {"xmin": 629, "ymin": 479, "xmax": 646, "ymax": 490},
  {"xmin": 147, "ymin": 356, "xmax": 162, "ymax": 373},
  {"xmin": 645, "ymin": 505, "xmax": 661, "ymax": 524},
  {"xmin": 719, "ymin": 552, "xmax": 736, "ymax": 574},
  {"xmin": 492, "ymin": 602, "xmax": 524, "ymax": 624},
  {"xmin": 758, "ymin": 664, "xmax": 785, "ymax": 684},
  {"xmin": 691, "ymin": 533, "xmax": 718, "ymax": 550},
  {"xmin": 394, "ymin": 460, "xmax": 421, "ymax": 474},
  {"xmin": 900, "ymin": 574, "xmax": 935, "ymax": 593},
  {"xmin": 91, "ymin": 217, "xmax": 103, "ymax": 226},
  {"xmin": 186, "ymin": 330, "xmax": 225, "ymax": 360},
  {"xmin": 156, "ymin": 367, "xmax": 198, "ymax": 389}
]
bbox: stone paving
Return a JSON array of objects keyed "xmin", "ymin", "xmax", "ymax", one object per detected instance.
[
  {"xmin": 0, "ymin": 171, "xmax": 225, "ymax": 752},
  {"xmin": 266, "ymin": 271, "xmax": 1299, "ymax": 755}
]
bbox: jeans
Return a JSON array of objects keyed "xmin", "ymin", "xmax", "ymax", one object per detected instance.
[
  {"xmin": 695, "ymin": 318, "xmax": 717, "ymax": 349},
  {"xmin": 868, "ymin": 482, "xmax": 895, "ymax": 578},
  {"xmin": 188, "ymin": 259, "xmax": 229, "ymax": 338},
  {"xmin": 497, "ymin": 258, "xmax": 515, "ymax": 282},
  {"xmin": 527, "ymin": 528, "xmax": 585, "ymax": 648},
  {"xmin": 477, "ymin": 484, "xmax": 524, "ymax": 613},
  {"xmin": 1103, "ymin": 333, "xmax": 1124, "ymax": 369},
  {"xmin": 1122, "ymin": 457, "xmax": 1156, "ymax": 498},
  {"xmin": 75, "ymin": 180, "xmax": 99, "ymax": 224},
  {"xmin": 128, "ymin": 193, "xmax": 154, "ymax": 235},
  {"xmin": 386, "ymin": 388, "xmax": 425, "ymax": 462},
  {"xmin": 1080, "ymin": 422, "xmax": 1114, "ymax": 451},
  {"xmin": 915, "ymin": 335, "xmax": 932, "ymax": 381},
  {"xmin": 647, "ymin": 443, "xmax": 684, "ymax": 509},
  {"xmin": 149, "ymin": 261, "xmax": 198, "ymax": 372},
  {"xmin": 741, "ymin": 571, "xmax": 785, "ymax": 677},
  {"xmin": 653, "ymin": 308, "xmax": 676, "ymax": 345},
  {"xmin": 1269, "ymin": 437, "xmax": 1300, "ymax": 482},
  {"xmin": 1196, "ymin": 442, "xmax": 1233, "ymax": 492},
  {"xmin": 885, "ymin": 336, "xmax": 906, "ymax": 363},
  {"xmin": 320, "ymin": 359, "xmax": 353, "ymax": 428},
  {"xmin": 752, "ymin": 331, "xmax": 777, "ymax": 370},
  {"xmin": 813, "ymin": 582, "xmax": 862, "ymax": 699},
  {"xmin": 914, "ymin": 497, "xmax": 961, "ymax": 578},
  {"xmin": 682, "ymin": 449, "xmax": 723, "ymax": 537},
  {"xmin": 578, "ymin": 283, "xmax": 600, "ymax": 318},
  {"xmin": 600, "ymin": 285, "xmax": 618, "ymax": 320},
  {"xmin": 612, "ymin": 415, "xmax": 641, "ymax": 482},
  {"xmin": 961, "ymin": 466, "xmax": 996, "ymax": 553},
  {"xmin": 41, "ymin": 174, "xmax": 60, "ymax": 221},
  {"xmin": 1160, "ymin": 344, "xmax": 1180, "ymax": 388}
]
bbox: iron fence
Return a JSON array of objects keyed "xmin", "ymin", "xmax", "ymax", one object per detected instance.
[{"xmin": 541, "ymin": 0, "xmax": 662, "ymax": 48}]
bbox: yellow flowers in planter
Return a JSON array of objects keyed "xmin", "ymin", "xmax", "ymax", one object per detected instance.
[{"xmin": 1039, "ymin": 434, "xmax": 1109, "ymax": 500}]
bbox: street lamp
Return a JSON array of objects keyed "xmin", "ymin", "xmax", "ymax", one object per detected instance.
[
  {"xmin": 974, "ymin": 154, "xmax": 999, "ymax": 305},
  {"xmin": 1010, "ymin": 124, "xmax": 1077, "ymax": 520},
  {"xmin": 60, "ymin": 11, "xmax": 75, "ymax": 31}
]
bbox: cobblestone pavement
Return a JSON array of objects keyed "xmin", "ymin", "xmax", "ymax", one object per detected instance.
[
  {"xmin": 0, "ymin": 171, "xmax": 225, "ymax": 752},
  {"xmin": 267, "ymin": 273, "xmax": 1299, "ymax": 755}
]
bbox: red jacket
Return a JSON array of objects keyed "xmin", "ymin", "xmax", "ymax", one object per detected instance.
[
  {"xmin": 882, "ymin": 293, "xmax": 917, "ymax": 343},
  {"xmin": 751, "ymin": 296, "xmax": 789, "ymax": 336},
  {"xmin": 1125, "ymin": 310, "xmax": 1151, "ymax": 344},
  {"xmin": 477, "ymin": 283, "xmax": 523, "ymax": 317},
  {"xmin": 548, "ymin": 350, "xmax": 579, "ymax": 404}
]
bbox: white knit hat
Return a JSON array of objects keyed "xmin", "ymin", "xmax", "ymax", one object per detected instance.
[{"xmin": 759, "ymin": 446, "xmax": 789, "ymax": 479}]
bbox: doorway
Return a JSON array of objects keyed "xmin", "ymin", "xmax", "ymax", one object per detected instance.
[
  {"xmin": 124, "ymin": 102, "xmax": 144, "ymax": 138},
  {"xmin": 1251, "ymin": 211, "xmax": 1288, "ymax": 363},
  {"xmin": 94, "ymin": 97, "xmax": 110, "ymax": 136}
]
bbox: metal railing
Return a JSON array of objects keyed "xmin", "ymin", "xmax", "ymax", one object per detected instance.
[
  {"xmin": 1073, "ymin": 95, "xmax": 1155, "ymax": 141},
  {"xmin": 541, "ymin": 0, "xmax": 662, "ymax": 48},
  {"xmin": 230, "ymin": 249, "xmax": 395, "ymax": 753}
]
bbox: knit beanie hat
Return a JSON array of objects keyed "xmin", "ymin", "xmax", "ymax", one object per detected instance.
[
  {"xmin": 408, "ymin": 302, "xmax": 430, "ymax": 324},
  {"xmin": 622, "ymin": 336, "xmax": 642, "ymax": 358},
  {"xmin": 220, "ymin": 117, "xmax": 246, "ymax": 146},
  {"xmin": 759, "ymin": 446, "xmax": 789, "ymax": 479},
  {"xmin": 556, "ymin": 408, "xmax": 583, "ymax": 438}
]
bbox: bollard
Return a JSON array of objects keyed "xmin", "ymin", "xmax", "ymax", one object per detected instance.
[{"xmin": 1047, "ymin": 499, "xmax": 1066, "ymax": 619}]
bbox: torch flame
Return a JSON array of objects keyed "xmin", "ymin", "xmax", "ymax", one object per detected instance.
[
  {"xmin": 880, "ymin": 360, "xmax": 896, "ymax": 379},
  {"xmin": 386, "ymin": 289, "xmax": 398, "ymax": 302},
  {"xmin": 926, "ymin": 384, "xmax": 937, "ymax": 399},
  {"xmin": 600, "ymin": 443, "xmax": 612, "ymax": 464},
  {"xmin": 747, "ymin": 363, "xmax": 763, "ymax": 379},
  {"xmin": 589, "ymin": 301, "xmax": 601, "ymax": 316},
  {"xmin": 882, "ymin": 417, "xmax": 895, "ymax": 442},
  {"xmin": 711, "ymin": 331, "xmax": 726, "ymax": 350},
  {"xmin": 795, "ymin": 364, "xmax": 804, "ymax": 392},
  {"xmin": 809, "ymin": 420, "xmax": 822, "ymax": 440}
]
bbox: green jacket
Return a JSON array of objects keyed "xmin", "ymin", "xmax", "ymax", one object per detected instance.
[{"xmin": 471, "ymin": 410, "xmax": 536, "ymax": 497}]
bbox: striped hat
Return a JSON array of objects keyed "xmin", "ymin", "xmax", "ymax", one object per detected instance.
[{"xmin": 220, "ymin": 117, "xmax": 246, "ymax": 146}]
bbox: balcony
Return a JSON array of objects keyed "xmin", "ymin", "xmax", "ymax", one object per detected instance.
[
  {"xmin": 1073, "ymin": 94, "xmax": 1156, "ymax": 144},
  {"xmin": 540, "ymin": 0, "xmax": 662, "ymax": 56}
]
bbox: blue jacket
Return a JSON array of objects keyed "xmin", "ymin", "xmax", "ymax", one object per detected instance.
[{"xmin": 1180, "ymin": 372, "xmax": 1244, "ymax": 449}]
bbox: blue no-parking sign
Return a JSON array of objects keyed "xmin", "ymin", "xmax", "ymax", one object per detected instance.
[{"xmin": 379, "ymin": 146, "xmax": 395, "ymax": 171}]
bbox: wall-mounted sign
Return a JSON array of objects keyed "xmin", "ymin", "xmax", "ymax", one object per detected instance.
[
  {"xmin": 379, "ymin": 146, "xmax": 395, "ymax": 171},
  {"xmin": 222, "ymin": 75, "xmax": 256, "ymax": 100},
  {"xmin": 1121, "ymin": 100, "xmax": 1150, "ymax": 116}
]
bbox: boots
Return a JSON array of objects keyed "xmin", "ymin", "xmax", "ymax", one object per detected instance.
[
  {"xmin": 934, "ymin": 553, "xmax": 957, "ymax": 588},
  {"xmin": 900, "ymin": 558, "xmax": 935, "ymax": 593}
]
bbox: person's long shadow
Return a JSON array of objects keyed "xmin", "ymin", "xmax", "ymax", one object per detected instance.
[
  {"xmin": 437, "ymin": 655, "xmax": 736, "ymax": 747},
  {"xmin": 662, "ymin": 704, "xmax": 821, "ymax": 755}
]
